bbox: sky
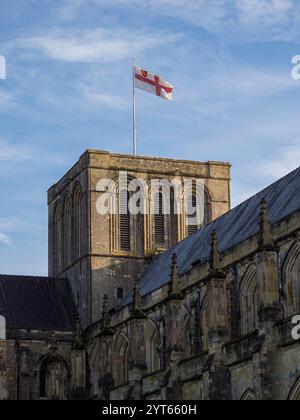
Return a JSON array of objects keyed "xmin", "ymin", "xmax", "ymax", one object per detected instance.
[{"xmin": 0, "ymin": 0, "xmax": 300, "ymax": 275}]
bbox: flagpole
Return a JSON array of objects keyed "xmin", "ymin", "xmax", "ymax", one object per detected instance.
[{"xmin": 132, "ymin": 58, "xmax": 137, "ymax": 156}]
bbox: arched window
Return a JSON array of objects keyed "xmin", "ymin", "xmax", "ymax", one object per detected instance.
[
  {"xmin": 40, "ymin": 357, "xmax": 68, "ymax": 400},
  {"xmin": 89, "ymin": 344, "xmax": 101, "ymax": 397},
  {"xmin": 113, "ymin": 177, "xmax": 145, "ymax": 255},
  {"xmin": 145, "ymin": 320, "xmax": 160, "ymax": 373},
  {"xmin": 187, "ymin": 193, "xmax": 198, "ymax": 236},
  {"xmin": 114, "ymin": 333, "xmax": 129, "ymax": 386},
  {"xmin": 282, "ymin": 242, "xmax": 300, "ymax": 317},
  {"xmin": 184, "ymin": 312, "xmax": 193, "ymax": 358},
  {"xmin": 186, "ymin": 186, "xmax": 211, "ymax": 237},
  {"xmin": 154, "ymin": 189, "xmax": 165, "ymax": 247},
  {"xmin": 288, "ymin": 377, "xmax": 300, "ymax": 400},
  {"xmin": 241, "ymin": 389, "xmax": 255, "ymax": 400},
  {"xmin": 0, "ymin": 358, "xmax": 6, "ymax": 400},
  {"xmin": 73, "ymin": 186, "xmax": 82, "ymax": 262},
  {"xmin": 239, "ymin": 265, "xmax": 258, "ymax": 335},
  {"xmin": 169, "ymin": 187, "xmax": 179, "ymax": 246},
  {"xmin": 63, "ymin": 197, "xmax": 72, "ymax": 269},
  {"xmin": 0, "ymin": 316, "xmax": 5, "ymax": 340},
  {"xmin": 201, "ymin": 294, "xmax": 209, "ymax": 352},
  {"xmin": 119, "ymin": 188, "xmax": 131, "ymax": 252},
  {"xmin": 54, "ymin": 205, "xmax": 63, "ymax": 275},
  {"xmin": 117, "ymin": 287, "xmax": 124, "ymax": 301},
  {"xmin": 153, "ymin": 185, "xmax": 180, "ymax": 248}
]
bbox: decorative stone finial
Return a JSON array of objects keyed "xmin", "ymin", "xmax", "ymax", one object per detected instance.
[
  {"xmin": 97, "ymin": 295, "xmax": 114, "ymax": 337},
  {"xmin": 168, "ymin": 253, "xmax": 183, "ymax": 299},
  {"xmin": 210, "ymin": 230, "xmax": 221, "ymax": 270},
  {"xmin": 72, "ymin": 316, "xmax": 84, "ymax": 349},
  {"xmin": 206, "ymin": 231, "xmax": 226, "ymax": 283},
  {"xmin": 131, "ymin": 277, "xmax": 145, "ymax": 319},
  {"xmin": 259, "ymin": 199, "xmax": 275, "ymax": 251}
]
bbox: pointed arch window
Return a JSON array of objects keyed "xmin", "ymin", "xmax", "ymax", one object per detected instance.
[
  {"xmin": 184, "ymin": 312, "xmax": 193, "ymax": 358},
  {"xmin": 114, "ymin": 333, "xmax": 129, "ymax": 386},
  {"xmin": 239, "ymin": 266, "xmax": 258, "ymax": 335},
  {"xmin": 145, "ymin": 320, "xmax": 160, "ymax": 373},
  {"xmin": 283, "ymin": 242, "xmax": 300, "ymax": 317},
  {"xmin": 186, "ymin": 184, "xmax": 212, "ymax": 237},
  {"xmin": 39, "ymin": 357, "xmax": 68, "ymax": 400},
  {"xmin": 201, "ymin": 294, "xmax": 209, "ymax": 352}
]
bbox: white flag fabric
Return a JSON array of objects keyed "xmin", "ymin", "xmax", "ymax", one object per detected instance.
[{"xmin": 134, "ymin": 65, "xmax": 173, "ymax": 101}]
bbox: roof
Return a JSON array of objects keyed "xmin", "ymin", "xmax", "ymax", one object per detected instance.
[
  {"xmin": 0, "ymin": 275, "xmax": 77, "ymax": 331},
  {"xmin": 122, "ymin": 165, "xmax": 300, "ymax": 307}
]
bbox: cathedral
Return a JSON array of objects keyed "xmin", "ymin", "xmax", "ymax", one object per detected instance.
[{"xmin": 1, "ymin": 149, "xmax": 300, "ymax": 400}]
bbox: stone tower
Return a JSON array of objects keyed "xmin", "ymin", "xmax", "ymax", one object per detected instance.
[{"xmin": 48, "ymin": 150, "xmax": 231, "ymax": 328}]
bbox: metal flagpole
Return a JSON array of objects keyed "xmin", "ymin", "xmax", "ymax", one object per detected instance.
[{"xmin": 132, "ymin": 57, "xmax": 137, "ymax": 156}]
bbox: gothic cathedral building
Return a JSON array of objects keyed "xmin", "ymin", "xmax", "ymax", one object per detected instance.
[{"xmin": 1, "ymin": 149, "xmax": 300, "ymax": 400}]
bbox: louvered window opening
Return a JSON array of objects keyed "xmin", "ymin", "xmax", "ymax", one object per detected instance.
[
  {"xmin": 170, "ymin": 188, "xmax": 178, "ymax": 245},
  {"xmin": 120, "ymin": 189, "xmax": 131, "ymax": 251},
  {"xmin": 154, "ymin": 191, "xmax": 165, "ymax": 246},
  {"xmin": 187, "ymin": 194, "xmax": 198, "ymax": 236}
]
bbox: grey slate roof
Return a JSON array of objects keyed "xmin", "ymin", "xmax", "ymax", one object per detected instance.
[
  {"xmin": 122, "ymin": 165, "xmax": 300, "ymax": 307},
  {"xmin": 0, "ymin": 275, "xmax": 77, "ymax": 331}
]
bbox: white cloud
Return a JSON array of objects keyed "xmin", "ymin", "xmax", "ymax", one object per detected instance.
[
  {"xmin": 254, "ymin": 140, "xmax": 300, "ymax": 180},
  {"xmin": 10, "ymin": 28, "xmax": 181, "ymax": 63},
  {"xmin": 78, "ymin": 84, "xmax": 128, "ymax": 109},
  {"xmin": 213, "ymin": 67, "xmax": 295, "ymax": 98},
  {"xmin": 0, "ymin": 218, "xmax": 44, "ymax": 238},
  {"xmin": 0, "ymin": 90, "xmax": 15, "ymax": 107},
  {"xmin": 0, "ymin": 139, "xmax": 35, "ymax": 161},
  {"xmin": 236, "ymin": 0, "xmax": 293, "ymax": 24},
  {"xmin": 231, "ymin": 138, "xmax": 300, "ymax": 206},
  {"xmin": 0, "ymin": 232, "xmax": 13, "ymax": 247},
  {"xmin": 64, "ymin": 0, "xmax": 300, "ymax": 42}
]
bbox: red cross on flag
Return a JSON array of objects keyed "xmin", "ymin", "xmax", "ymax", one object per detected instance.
[{"xmin": 134, "ymin": 65, "xmax": 173, "ymax": 101}]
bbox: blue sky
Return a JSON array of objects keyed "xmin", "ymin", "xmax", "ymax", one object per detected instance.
[{"xmin": 0, "ymin": 0, "xmax": 300, "ymax": 275}]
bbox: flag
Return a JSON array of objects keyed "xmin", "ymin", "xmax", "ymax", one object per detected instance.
[{"xmin": 134, "ymin": 65, "xmax": 173, "ymax": 101}]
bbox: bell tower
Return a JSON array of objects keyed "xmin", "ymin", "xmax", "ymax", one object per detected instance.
[{"xmin": 48, "ymin": 150, "xmax": 231, "ymax": 328}]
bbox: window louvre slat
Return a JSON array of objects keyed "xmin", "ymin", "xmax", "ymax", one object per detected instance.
[
  {"xmin": 154, "ymin": 191, "xmax": 165, "ymax": 246},
  {"xmin": 120, "ymin": 189, "xmax": 131, "ymax": 251}
]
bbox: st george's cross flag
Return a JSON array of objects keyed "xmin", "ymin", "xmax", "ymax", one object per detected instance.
[{"xmin": 134, "ymin": 65, "xmax": 173, "ymax": 100}]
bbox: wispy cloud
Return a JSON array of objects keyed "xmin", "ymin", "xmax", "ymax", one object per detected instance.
[
  {"xmin": 8, "ymin": 28, "xmax": 181, "ymax": 63},
  {"xmin": 0, "ymin": 90, "xmax": 15, "ymax": 107},
  {"xmin": 78, "ymin": 84, "xmax": 129, "ymax": 109},
  {"xmin": 63, "ymin": 0, "xmax": 300, "ymax": 42},
  {"xmin": 211, "ymin": 66, "xmax": 295, "ymax": 98},
  {"xmin": 0, "ymin": 139, "xmax": 35, "ymax": 161},
  {"xmin": 254, "ymin": 139, "xmax": 300, "ymax": 180},
  {"xmin": 0, "ymin": 232, "xmax": 13, "ymax": 247}
]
